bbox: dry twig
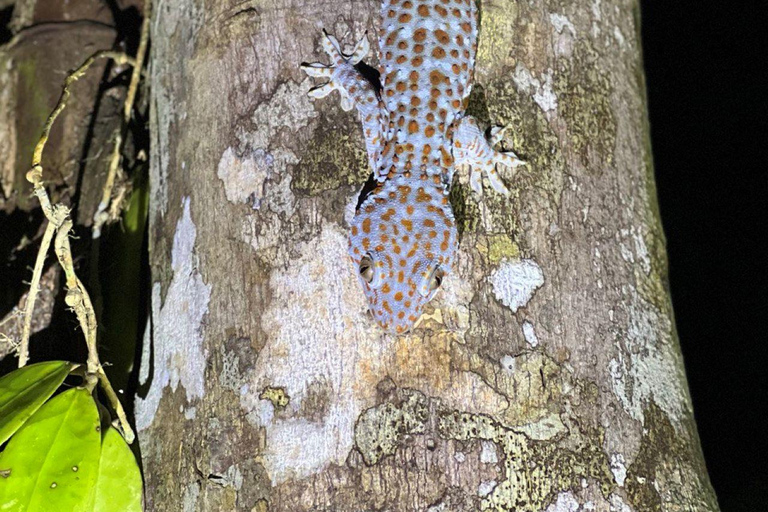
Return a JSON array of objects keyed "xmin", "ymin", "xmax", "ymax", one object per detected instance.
[{"xmin": 17, "ymin": 38, "xmax": 149, "ymax": 443}]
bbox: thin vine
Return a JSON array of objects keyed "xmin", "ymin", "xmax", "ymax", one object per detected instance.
[{"xmin": 16, "ymin": 1, "xmax": 152, "ymax": 444}]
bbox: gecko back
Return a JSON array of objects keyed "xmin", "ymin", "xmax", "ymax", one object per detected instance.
[{"xmin": 378, "ymin": 0, "xmax": 478, "ymax": 177}]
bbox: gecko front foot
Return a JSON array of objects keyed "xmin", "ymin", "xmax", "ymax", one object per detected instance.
[
  {"xmin": 300, "ymin": 30, "xmax": 371, "ymax": 112},
  {"xmin": 453, "ymin": 116, "xmax": 526, "ymax": 196}
]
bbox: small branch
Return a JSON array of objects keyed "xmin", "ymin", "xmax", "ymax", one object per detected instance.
[
  {"xmin": 93, "ymin": 2, "xmax": 152, "ymax": 238},
  {"xmin": 98, "ymin": 368, "xmax": 135, "ymax": 443},
  {"xmin": 17, "ymin": 218, "xmax": 57, "ymax": 366},
  {"xmin": 31, "ymin": 51, "xmax": 136, "ymax": 169}
]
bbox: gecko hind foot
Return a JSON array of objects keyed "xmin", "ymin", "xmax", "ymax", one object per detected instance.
[{"xmin": 454, "ymin": 117, "xmax": 526, "ymax": 196}]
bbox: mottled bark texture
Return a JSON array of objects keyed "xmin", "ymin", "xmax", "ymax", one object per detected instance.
[{"xmin": 138, "ymin": 1, "xmax": 718, "ymax": 510}]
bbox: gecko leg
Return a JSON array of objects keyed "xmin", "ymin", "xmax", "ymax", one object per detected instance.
[
  {"xmin": 301, "ymin": 30, "xmax": 387, "ymax": 172},
  {"xmin": 452, "ymin": 116, "xmax": 526, "ymax": 196}
]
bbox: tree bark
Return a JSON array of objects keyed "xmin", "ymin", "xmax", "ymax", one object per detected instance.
[{"xmin": 137, "ymin": 0, "xmax": 719, "ymax": 510}]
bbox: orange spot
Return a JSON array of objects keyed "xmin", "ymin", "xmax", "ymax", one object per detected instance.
[
  {"xmin": 398, "ymin": 311, "xmax": 405, "ymax": 319},
  {"xmin": 398, "ymin": 271, "xmax": 405, "ymax": 283},
  {"xmin": 418, "ymin": 4, "xmax": 430, "ymax": 16},
  {"xmin": 409, "ymin": 70, "xmax": 420, "ymax": 82},
  {"xmin": 398, "ymin": 13, "xmax": 412, "ymax": 23},
  {"xmin": 382, "ymin": 283, "xmax": 391, "ymax": 294},
  {"xmin": 407, "ymin": 205, "xmax": 415, "ymax": 215},
  {"xmin": 383, "ymin": 301, "xmax": 393, "ymax": 314},
  {"xmin": 408, "ymin": 120, "xmax": 419, "ymax": 134},
  {"xmin": 362, "ymin": 237, "xmax": 370, "ymax": 249},
  {"xmin": 461, "ymin": 22, "xmax": 472, "ymax": 33},
  {"xmin": 351, "ymin": 226, "xmax": 358, "ymax": 236},
  {"xmin": 424, "ymin": 218, "xmax": 435, "ymax": 228},
  {"xmin": 414, "ymin": 44, "xmax": 425, "ymax": 53},
  {"xmin": 434, "ymin": 30, "xmax": 450, "ymax": 44},
  {"xmin": 425, "ymin": 125, "xmax": 436, "ymax": 137},
  {"xmin": 429, "ymin": 70, "xmax": 446, "ymax": 85},
  {"xmin": 362, "ymin": 218, "xmax": 371, "ymax": 234},
  {"xmin": 435, "ymin": 5, "xmax": 447, "ymax": 16},
  {"xmin": 401, "ymin": 218, "xmax": 413, "ymax": 231},
  {"xmin": 414, "ymin": 28, "xmax": 427, "ymax": 42},
  {"xmin": 396, "ymin": 55, "xmax": 407, "ymax": 64},
  {"xmin": 417, "ymin": 189, "xmax": 432, "ymax": 203},
  {"xmin": 410, "ymin": 96, "xmax": 421, "ymax": 106},
  {"xmin": 412, "ymin": 56, "xmax": 424, "ymax": 67}
]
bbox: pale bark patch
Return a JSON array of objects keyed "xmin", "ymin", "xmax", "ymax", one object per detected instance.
[
  {"xmin": 608, "ymin": 291, "xmax": 689, "ymax": 429},
  {"xmin": 488, "ymin": 258, "xmax": 544, "ymax": 312},
  {"xmin": 136, "ymin": 197, "xmax": 211, "ymax": 431}
]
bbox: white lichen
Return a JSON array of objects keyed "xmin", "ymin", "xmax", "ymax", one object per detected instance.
[
  {"xmin": 480, "ymin": 440, "xmax": 499, "ymax": 464},
  {"xmin": 522, "ymin": 321, "xmax": 539, "ymax": 347},
  {"xmin": 610, "ymin": 453, "xmax": 627, "ymax": 486},
  {"xmin": 500, "ymin": 354, "xmax": 516, "ymax": 374},
  {"xmin": 216, "ymin": 147, "xmax": 271, "ymax": 207},
  {"xmin": 608, "ymin": 291, "xmax": 689, "ymax": 428},
  {"xmin": 478, "ymin": 480, "xmax": 498, "ymax": 497},
  {"xmin": 609, "ymin": 494, "xmax": 633, "ymax": 512},
  {"xmin": 489, "ymin": 259, "xmax": 545, "ymax": 312},
  {"xmin": 545, "ymin": 491, "xmax": 581, "ymax": 512},
  {"xmin": 135, "ymin": 197, "xmax": 211, "ymax": 431},
  {"xmin": 513, "ymin": 64, "xmax": 558, "ymax": 113},
  {"xmin": 550, "ymin": 14, "xmax": 576, "ymax": 35}
]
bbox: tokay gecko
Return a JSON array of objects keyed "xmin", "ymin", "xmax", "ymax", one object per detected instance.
[{"xmin": 302, "ymin": 0, "xmax": 525, "ymax": 334}]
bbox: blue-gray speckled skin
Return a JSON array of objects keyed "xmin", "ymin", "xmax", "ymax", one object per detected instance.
[{"xmin": 302, "ymin": 0, "xmax": 524, "ymax": 333}]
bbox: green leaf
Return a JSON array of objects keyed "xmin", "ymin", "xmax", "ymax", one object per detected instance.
[
  {"xmin": 0, "ymin": 361, "xmax": 74, "ymax": 445},
  {"xmin": 91, "ymin": 428, "xmax": 142, "ymax": 512},
  {"xmin": 0, "ymin": 388, "xmax": 101, "ymax": 511}
]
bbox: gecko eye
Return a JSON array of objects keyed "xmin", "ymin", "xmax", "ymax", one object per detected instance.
[
  {"xmin": 428, "ymin": 267, "xmax": 444, "ymax": 291},
  {"xmin": 359, "ymin": 255, "xmax": 375, "ymax": 283}
]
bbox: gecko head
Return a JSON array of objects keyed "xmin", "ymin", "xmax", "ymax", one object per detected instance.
[{"xmin": 349, "ymin": 177, "xmax": 458, "ymax": 334}]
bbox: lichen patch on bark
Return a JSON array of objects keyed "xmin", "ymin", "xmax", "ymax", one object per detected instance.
[
  {"xmin": 136, "ymin": 197, "xmax": 211, "ymax": 431},
  {"xmin": 488, "ymin": 258, "xmax": 545, "ymax": 312}
]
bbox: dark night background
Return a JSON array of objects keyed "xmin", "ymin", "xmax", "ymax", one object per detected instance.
[{"xmin": 641, "ymin": 1, "xmax": 767, "ymax": 510}]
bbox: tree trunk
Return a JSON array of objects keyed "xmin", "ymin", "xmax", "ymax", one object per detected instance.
[{"xmin": 137, "ymin": 0, "xmax": 718, "ymax": 510}]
